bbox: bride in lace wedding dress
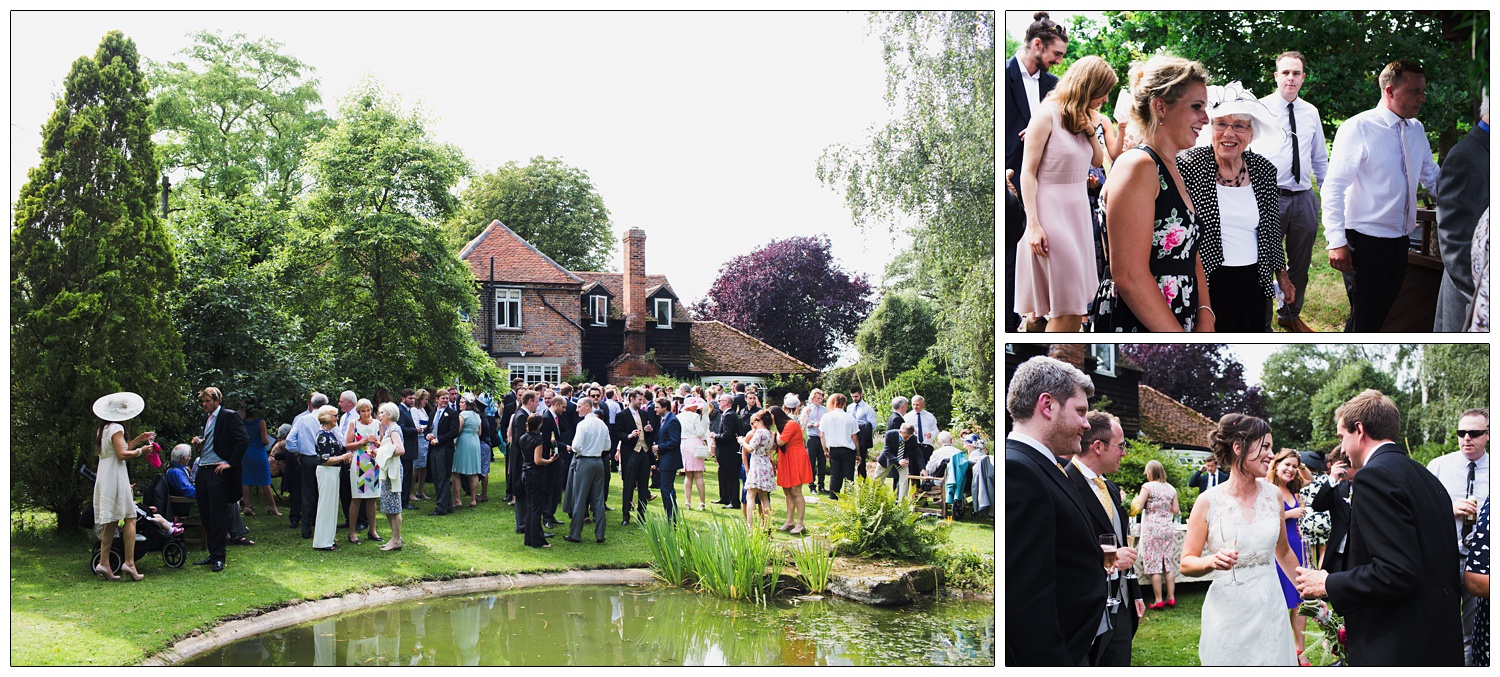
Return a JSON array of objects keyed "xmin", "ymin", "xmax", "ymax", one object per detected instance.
[{"xmin": 1180, "ymin": 414, "xmax": 1303, "ymax": 666}]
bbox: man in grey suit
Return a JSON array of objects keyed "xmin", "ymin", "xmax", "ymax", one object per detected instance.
[{"xmin": 1434, "ymin": 90, "xmax": 1490, "ymax": 331}]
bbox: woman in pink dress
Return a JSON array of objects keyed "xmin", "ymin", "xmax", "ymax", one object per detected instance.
[
  {"xmin": 1137, "ymin": 459, "xmax": 1180, "ymax": 610},
  {"xmin": 1016, "ymin": 55, "xmax": 1118, "ymax": 332},
  {"xmin": 678, "ymin": 396, "xmax": 710, "ymax": 510}
]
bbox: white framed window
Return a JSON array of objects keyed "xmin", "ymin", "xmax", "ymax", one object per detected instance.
[
  {"xmin": 654, "ymin": 298, "xmax": 672, "ymax": 328},
  {"xmin": 589, "ymin": 295, "xmax": 608, "ymax": 326},
  {"xmin": 1090, "ymin": 344, "xmax": 1115, "ymax": 377},
  {"xmin": 507, "ymin": 362, "xmax": 561, "ymax": 385},
  {"xmin": 495, "ymin": 288, "xmax": 522, "ymax": 329}
]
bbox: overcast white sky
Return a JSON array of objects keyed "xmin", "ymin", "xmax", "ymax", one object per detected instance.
[{"xmin": 10, "ymin": 10, "xmax": 907, "ymax": 307}]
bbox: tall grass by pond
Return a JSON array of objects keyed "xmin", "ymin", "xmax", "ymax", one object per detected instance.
[
  {"xmin": 642, "ymin": 509, "xmax": 786, "ymax": 604},
  {"xmin": 790, "ymin": 537, "xmax": 834, "ymax": 594}
]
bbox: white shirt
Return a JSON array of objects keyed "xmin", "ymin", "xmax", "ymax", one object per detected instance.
[
  {"xmin": 1254, "ymin": 94, "xmax": 1329, "ymax": 191},
  {"xmin": 1322, "ymin": 102, "xmax": 1442, "ymax": 249},
  {"xmin": 571, "ymin": 414, "xmax": 612, "ymax": 457},
  {"xmin": 1427, "ymin": 450, "xmax": 1489, "ymax": 552},
  {"xmin": 1216, "ymin": 184, "xmax": 1260, "ymax": 266},
  {"xmin": 1020, "ymin": 60, "xmax": 1042, "ymax": 118},
  {"xmin": 904, "ymin": 409, "xmax": 940, "ymax": 446},
  {"xmin": 818, "ymin": 407, "xmax": 859, "ymax": 449},
  {"xmin": 1007, "ymin": 431, "xmax": 1058, "ymax": 467},
  {"xmin": 925, "ymin": 445, "xmax": 964, "ymax": 476}
]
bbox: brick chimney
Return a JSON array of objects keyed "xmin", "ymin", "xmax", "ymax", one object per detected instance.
[{"xmin": 622, "ymin": 228, "xmax": 647, "ymax": 354}]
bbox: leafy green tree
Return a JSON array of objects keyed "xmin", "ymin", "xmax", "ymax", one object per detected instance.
[
  {"xmin": 11, "ymin": 32, "xmax": 189, "ymax": 529},
  {"xmin": 1261, "ymin": 345, "xmax": 1399, "ymax": 449},
  {"xmin": 281, "ymin": 79, "xmax": 497, "ymax": 394},
  {"xmin": 819, "ymin": 10, "xmax": 996, "ymax": 432},
  {"xmin": 444, "ymin": 156, "xmax": 614, "ymax": 271},
  {"xmin": 871, "ymin": 356, "xmax": 953, "ymax": 430},
  {"xmin": 855, "ymin": 291, "xmax": 938, "ymax": 375},
  {"xmin": 1406, "ymin": 343, "xmax": 1489, "ymax": 446},
  {"xmin": 1308, "ymin": 361, "xmax": 1400, "ymax": 448},
  {"xmin": 1055, "ymin": 11, "xmax": 1479, "ymax": 159}
]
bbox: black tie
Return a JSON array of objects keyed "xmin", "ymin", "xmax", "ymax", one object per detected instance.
[
  {"xmin": 1287, "ymin": 101, "xmax": 1301, "ymax": 186},
  {"xmin": 1464, "ymin": 460, "xmax": 1477, "ymax": 537}
]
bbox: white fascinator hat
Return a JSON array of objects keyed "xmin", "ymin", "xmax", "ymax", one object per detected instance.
[
  {"xmin": 1196, "ymin": 81, "xmax": 1285, "ymax": 148},
  {"xmin": 93, "ymin": 391, "xmax": 145, "ymax": 422}
]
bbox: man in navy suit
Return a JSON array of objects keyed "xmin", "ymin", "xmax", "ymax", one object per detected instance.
[
  {"xmin": 424, "ymin": 391, "xmax": 460, "ymax": 516},
  {"xmin": 651, "ymin": 396, "xmax": 682, "ymax": 523},
  {"xmin": 1295, "ymin": 389, "xmax": 1463, "ymax": 666},
  {"xmin": 190, "ymin": 387, "xmax": 250, "ymax": 572},
  {"xmin": 1005, "ymin": 355, "xmax": 1106, "ymax": 665},
  {"xmin": 396, "ymin": 388, "xmax": 420, "ymax": 510},
  {"xmin": 1005, "ymin": 12, "xmax": 1068, "ymax": 331}
]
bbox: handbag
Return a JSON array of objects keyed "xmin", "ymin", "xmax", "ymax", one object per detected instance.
[{"xmin": 1090, "ymin": 201, "xmax": 1121, "ymax": 332}]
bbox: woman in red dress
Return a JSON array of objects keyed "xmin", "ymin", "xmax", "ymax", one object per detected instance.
[{"xmin": 770, "ymin": 404, "xmax": 812, "ymax": 534}]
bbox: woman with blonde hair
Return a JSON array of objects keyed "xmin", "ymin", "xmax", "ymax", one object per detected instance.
[
  {"xmin": 343, "ymin": 399, "xmax": 383, "ymax": 545},
  {"xmin": 1137, "ymin": 459, "xmax": 1180, "ymax": 609},
  {"xmin": 1094, "ymin": 55, "xmax": 1215, "ymax": 332},
  {"xmin": 1016, "ymin": 54, "xmax": 1119, "ymax": 332}
]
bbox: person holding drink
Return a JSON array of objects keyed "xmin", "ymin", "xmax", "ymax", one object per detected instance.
[{"xmin": 1180, "ymin": 414, "xmax": 1302, "ymax": 665}]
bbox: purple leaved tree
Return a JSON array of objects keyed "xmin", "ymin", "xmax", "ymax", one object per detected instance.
[
  {"xmin": 692, "ymin": 235, "xmax": 873, "ymax": 370},
  {"xmin": 1121, "ymin": 344, "xmax": 1268, "ymax": 422}
]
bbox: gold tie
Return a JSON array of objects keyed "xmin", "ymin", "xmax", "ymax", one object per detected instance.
[
  {"xmin": 1092, "ymin": 476, "xmax": 1117, "ymax": 522},
  {"xmin": 1054, "ymin": 461, "xmax": 1067, "ymax": 475}
]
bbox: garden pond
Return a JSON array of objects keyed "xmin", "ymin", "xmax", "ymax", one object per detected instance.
[{"xmin": 182, "ymin": 584, "xmax": 994, "ymax": 666}]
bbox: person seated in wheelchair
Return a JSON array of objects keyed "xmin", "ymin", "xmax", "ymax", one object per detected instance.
[{"xmin": 923, "ymin": 431, "xmax": 966, "ymax": 478}]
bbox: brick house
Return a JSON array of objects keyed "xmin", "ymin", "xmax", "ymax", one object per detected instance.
[{"xmin": 459, "ymin": 221, "xmax": 817, "ymax": 385}]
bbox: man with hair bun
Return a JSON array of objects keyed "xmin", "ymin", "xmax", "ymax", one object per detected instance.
[
  {"xmin": 1005, "ymin": 355, "xmax": 1106, "ymax": 665},
  {"xmin": 1006, "ymin": 11, "xmax": 1069, "ymax": 332},
  {"xmin": 1294, "ymin": 389, "xmax": 1463, "ymax": 665}
]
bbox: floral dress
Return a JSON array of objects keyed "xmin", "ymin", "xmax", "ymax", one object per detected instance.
[
  {"xmin": 1139, "ymin": 480, "xmax": 1178, "ymax": 574},
  {"xmin": 1466, "ymin": 497, "xmax": 1490, "ymax": 666},
  {"xmin": 1298, "ymin": 473, "xmax": 1332, "ymax": 548},
  {"xmin": 1092, "ymin": 145, "xmax": 1201, "ymax": 331},
  {"xmin": 745, "ymin": 428, "xmax": 776, "ymax": 493}
]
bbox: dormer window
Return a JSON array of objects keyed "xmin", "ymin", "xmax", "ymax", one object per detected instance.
[
  {"xmin": 495, "ymin": 288, "xmax": 522, "ymax": 330},
  {"xmin": 1090, "ymin": 344, "xmax": 1115, "ymax": 376},
  {"xmin": 589, "ymin": 294, "xmax": 608, "ymax": 326},
  {"xmin": 654, "ymin": 298, "xmax": 672, "ymax": 329}
]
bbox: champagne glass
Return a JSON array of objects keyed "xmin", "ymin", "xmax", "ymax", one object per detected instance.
[
  {"xmin": 1099, "ymin": 534, "xmax": 1119, "ymax": 573},
  {"xmin": 1124, "ymin": 521, "xmax": 1140, "ymax": 581},
  {"xmin": 1219, "ymin": 518, "xmax": 1244, "ymax": 586}
]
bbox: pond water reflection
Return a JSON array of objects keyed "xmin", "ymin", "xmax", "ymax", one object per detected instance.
[{"xmin": 183, "ymin": 585, "xmax": 994, "ymax": 666}]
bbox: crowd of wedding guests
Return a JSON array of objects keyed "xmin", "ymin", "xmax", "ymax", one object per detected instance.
[
  {"xmin": 1006, "ymin": 354, "xmax": 1489, "ymax": 666},
  {"xmin": 92, "ymin": 377, "xmax": 993, "ymax": 570},
  {"xmin": 1006, "ymin": 11, "xmax": 1490, "ymax": 333}
]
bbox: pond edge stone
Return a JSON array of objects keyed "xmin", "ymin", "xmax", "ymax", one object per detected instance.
[{"xmin": 141, "ymin": 567, "xmax": 658, "ymax": 665}]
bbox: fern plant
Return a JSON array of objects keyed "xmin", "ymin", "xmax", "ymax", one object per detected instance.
[{"xmin": 824, "ymin": 477, "xmax": 950, "ymax": 561}]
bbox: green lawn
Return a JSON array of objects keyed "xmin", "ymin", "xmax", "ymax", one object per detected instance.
[
  {"xmin": 1273, "ymin": 226, "xmax": 1351, "ymax": 333},
  {"xmin": 1130, "ymin": 582, "xmax": 1340, "ymax": 666},
  {"xmin": 11, "ymin": 459, "xmax": 993, "ymax": 665}
]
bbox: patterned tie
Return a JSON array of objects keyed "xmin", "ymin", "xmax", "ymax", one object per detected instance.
[
  {"xmin": 204, "ymin": 411, "xmax": 217, "ymax": 456},
  {"xmin": 1092, "ymin": 476, "xmax": 1117, "ymax": 522},
  {"xmin": 1287, "ymin": 101, "xmax": 1301, "ymax": 185}
]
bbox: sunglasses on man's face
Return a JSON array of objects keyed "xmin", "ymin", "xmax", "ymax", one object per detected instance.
[{"xmin": 1457, "ymin": 429, "xmax": 1489, "ymax": 439}]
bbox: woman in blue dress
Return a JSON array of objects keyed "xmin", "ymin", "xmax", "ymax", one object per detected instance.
[
  {"xmin": 451, "ymin": 395, "xmax": 483, "ymax": 509},
  {"xmin": 1268, "ymin": 449, "xmax": 1310, "ymax": 665},
  {"xmin": 239, "ymin": 402, "xmax": 280, "ymax": 517}
]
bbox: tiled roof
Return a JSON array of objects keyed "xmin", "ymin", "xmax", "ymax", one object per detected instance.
[
  {"xmin": 1138, "ymin": 384, "xmax": 1216, "ymax": 449},
  {"xmin": 459, "ymin": 220, "xmax": 583, "ymax": 286},
  {"xmin": 689, "ymin": 320, "xmax": 817, "ymax": 376},
  {"xmin": 569, "ymin": 271, "xmax": 691, "ymax": 321}
]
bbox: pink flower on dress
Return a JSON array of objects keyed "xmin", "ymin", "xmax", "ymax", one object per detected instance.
[
  {"xmin": 1161, "ymin": 277, "xmax": 1178, "ymax": 304},
  {"xmin": 1162, "ymin": 222, "xmax": 1186, "ymax": 251}
]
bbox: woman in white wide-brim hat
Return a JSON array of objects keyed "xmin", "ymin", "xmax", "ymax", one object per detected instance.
[
  {"xmin": 92, "ymin": 391, "xmax": 156, "ymax": 581},
  {"xmin": 1175, "ymin": 81, "xmax": 1297, "ymax": 332}
]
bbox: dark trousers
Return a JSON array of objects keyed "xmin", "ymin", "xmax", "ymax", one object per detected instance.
[
  {"xmin": 298, "ymin": 455, "xmax": 321, "ymax": 538},
  {"xmin": 856, "ymin": 423, "xmax": 873, "ymax": 478},
  {"xmin": 400, "ymin": 440, "xmax": 415, "ymax": 504},
  {"xmin": 506, "ymin": 438, "xmax": 523, "ymax": 499},
  {"xmin": 715, "ymin": 444, "xmax": 741, "ymax": 506},
  {"xmin": 657, "ymin": 448, "xmax": 681, "ymax": 522},
  {"xmin": 195, "ymin": 468, "xmax": 234, "ymax": 562},
  {"xmin": 283, "ymin": 454, "xmax": 302, "ymax": 527},
  {"xmin": 1342, "ymin": 229, "xmax": 1408, "ymax": 332},
  {"xmin": 429, "ymin": 443, "xmax": 454, "ymax": 514},
  {"xmin": 545, "ymin": 449, "xmax": 572, "ymax": 522},
  {"xmin": 806, "ymin": 436, "xmax": 826, "ymax": 490},
  {"xmin": 521, "ymin": 469, "xmax": 549, "ymax": 547},
  {"xmin": 828, "ymin": 446, "xmax": 856, "ymax": 495},
  {"xmin": 620, "ymin": 447, "xmax": 652, "ymax": 520},
  {"xmin": 1207, "ymin": 263, "xmax": 1272, "ymax": 333},
  {"xmin": 1092, "ymin": 591, "xmax": 1135, "ymax": 666}
]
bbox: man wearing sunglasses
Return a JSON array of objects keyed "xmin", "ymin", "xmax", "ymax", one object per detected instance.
[{"xmin": 1427, "ymin": 407, "xmax": 1489, "ymax": 666}]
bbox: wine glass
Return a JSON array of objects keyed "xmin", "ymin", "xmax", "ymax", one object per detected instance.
[
  {"xmin": 1100, "ymin": 534, "xmax": 1119, "ymax": 573},
  {"xmin": 1218, "ymin": 518, "xmax": 1244, "ymax": 586}
]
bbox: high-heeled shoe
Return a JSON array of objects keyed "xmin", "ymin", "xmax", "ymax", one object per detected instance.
[
  {"xmin": 1297, "ymin": 649, "xmax": 1312, "ymax": 666},
  {"xmin": 94, "ymin": 564, "xmax": 120, "ymax": 581},
  {"xmin": 1149, "ymin": 601, "xmax": 1166, "ymax": 610},
  {"xmin": 1166, "ymin": 598, "xmax": 1176, "ymax": 608},
  {"xmin": 699, "ymin": 503, "xmax": 706, "ymax": 511},
  {"xmin": 119, "ymin": 563, "xmax": 144, "ymax": 581},
  {"xmin": 268, "ymin": 508, "xmax": 283, "ymax": 517},
  {"xmin": 367, "ymin": 532, "xmax": 383, "ymax": 543}
]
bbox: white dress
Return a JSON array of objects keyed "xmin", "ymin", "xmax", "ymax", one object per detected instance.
[
  {"xmin": 1198, "ymin": 481, "xmax": 1297, "ymax": 666},
  {"xmin": 94, "ymin": 423, "xmax": 135, "ymax": 523}
]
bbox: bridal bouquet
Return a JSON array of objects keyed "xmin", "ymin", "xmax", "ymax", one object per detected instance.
[{"xmin": 1297, "ymin": 599, "xmax": 1347, "ymax": 664}]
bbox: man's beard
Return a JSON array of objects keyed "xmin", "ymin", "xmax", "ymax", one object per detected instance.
[
  {"xmin": 1031, "ymin": 52, "xmax": 1048, "ymax": 75},
  {"xmin": 1047, "ymin": 425, "xmax": 1081, "ymax": 458}
]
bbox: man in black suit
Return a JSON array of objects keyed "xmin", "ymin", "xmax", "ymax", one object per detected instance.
[
  {"xmin": 1064, "ymin": 412, "xmax": 1143, "ymax": 666},
  {"xmin": 886, "ymin": 396, "xmax": 909, "ymax": 435},
  {"xmin": 1433, "ymin": 94, "xmax": 1489, "ymax": 331},
  {"xmin": 1005, "ymin": 355, "xmax": 1107, "ymax": 666},
  {"xmin": 614, "ymin": 389, "xmax": 657, "ymax": 524},
  {"xmin": 501, "ymin": 378, "xmax": 522, "ymax": 500},
  {"xmin": 1310, "ymin": 447, "xmax": 1356, "ymax": 573},
  {"xmin": 710, "ymin": 393, "xmax": 742, "ymax": 509},
  {"xmin": 542, "ymin": 395, "xmax": 575, "ymax": 529},
  {"xmin": 190, "ymin": 387, "xmax": 250, "ymax": 572},
  {"xmin": 1005, "ymin": 12, "xmax": 1067, "ymax": 331},
  {"xmin": 424, "ymin": 390, "xmax": 460, "ymax": 516},
  {"xmin": 396, "ymin": 388, "xmax": 420, "ymax": 510},
  {"xmin": 1295, "ymin": 389, "xmax": 1463, "ymax": 666},
  {"xmin": 1187, "ymin": 458, "xmax": 1230, "ymax": 493}
]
